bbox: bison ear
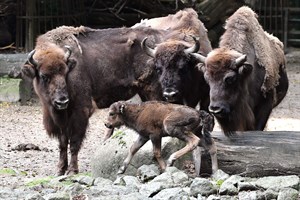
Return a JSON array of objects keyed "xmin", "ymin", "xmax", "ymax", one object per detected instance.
[
  {"xmin": 119, "ymin": 104, "xmax": 126, "ymax": 114},
  {"xmin": 238, "ymin": 62, "xmax": 253, "ymax": 76},
  {"xmin": 21, "ymin": 61, "xmax": 36, "ymax": 80}
]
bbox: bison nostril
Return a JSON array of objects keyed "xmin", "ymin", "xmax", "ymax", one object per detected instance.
[
  {"xmin": 209, "ymin": 105, "xmax": 223, "ymax": 114},
  {"xmin": 163, "ymin": 91, "xmax": 177, "ymax": 98},
  {"xmin": 54, "ymin": 98, "xmax": 69, "ymax": 110}
]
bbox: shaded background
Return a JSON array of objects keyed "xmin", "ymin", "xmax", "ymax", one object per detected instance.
[{"xmin": 0, "ymin": 0, "xmax": 299, "ymax": 52}]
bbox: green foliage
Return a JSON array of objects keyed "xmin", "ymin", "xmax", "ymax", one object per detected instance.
[
  {"xmin": 216, "ymin": 179, "xmax": 224, "ymax": 187},
  {"xmin": 0, "ymin": 168, "xmax": 17, "ymax": 175},
  {"xmin": 112, "ymin": 129, "xmax": 127, "ymax": 147},
  {"xmin": 25, "ymin": 176, "xmax": 54, "ymax": 187}
]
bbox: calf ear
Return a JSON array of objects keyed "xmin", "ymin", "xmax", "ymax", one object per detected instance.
[
  {"xmin": 21, "ymin": 61, "xmax": 36, "ymax": 80},
  {"xmin": 238, "ymin": 62, "xmax": 253, "ymax": 76},
  {"xmin": 119, "ymin": 104, "xmax": 125, "ymax": 114}
]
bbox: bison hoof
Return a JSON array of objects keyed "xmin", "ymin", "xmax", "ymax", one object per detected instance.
[
  {"xmin": 117, "ymin": 166, "xmax": 126, "ymax": 174},
  {"xmin": 56, "ymin": 171, "xmax": 66, "ymax": 176},
  {"xmin": 166, "ymin": 159, "xmax": 175, "ymax": 167},
  {"xmin": 66, "ymin": 169, "xmax": 79, "ymax": 175}
]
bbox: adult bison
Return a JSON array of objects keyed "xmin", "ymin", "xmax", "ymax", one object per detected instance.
[
  {"xmin": 191, "ymin": 6, "xmax": 289, "ymax": 135},
  {"xmin": 21, "ymin": 25, "xmax": 169, "ymax": 175},
  {"xmin": 137, "ymin": 8, "xmax": 212, "ymax": 109}
]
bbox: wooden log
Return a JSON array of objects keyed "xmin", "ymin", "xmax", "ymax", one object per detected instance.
[{"xmin": 200, "ymin": 131, "xmax": 300, "ymax": 177}]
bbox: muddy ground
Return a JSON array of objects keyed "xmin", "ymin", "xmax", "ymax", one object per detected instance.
[{"xmin": 0, "ymin": 50, "xmax": 299, "ymax": 188}]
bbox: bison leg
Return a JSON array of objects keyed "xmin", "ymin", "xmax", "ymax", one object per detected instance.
[
  {"xmin": 254, "ymin": 93, "xmax": 274, "ymax": 130},
  {"xmin": 199, "ymin": 136, "xmax": 218, "ymax": 174},
  {"xmin": 166, "ymin": 131, "xmax": 200, "ymax": 167},
  {"xmin": 150, "ymin": 136, "xmax": 166, "ymax": 172},
  {"xmin": 57, "ymin": 134, "xmax": 68, "ymax": 176},
  {"xmin": 103, "ymin": 127, "xmax": 114, "ymax": 142},
  {"xmin": 118, "ymin": 135, "xmax": 149, "ymax": 174},
  {"xmin": 192, "ymin": 146, "xmax": 202, "ymax": 176}
]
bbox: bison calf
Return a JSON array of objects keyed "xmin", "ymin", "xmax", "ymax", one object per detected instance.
[{"xmin": 104, "ymin": 101, "xmax": 218, "ymax": 175}]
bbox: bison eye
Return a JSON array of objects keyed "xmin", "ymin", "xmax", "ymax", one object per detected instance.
[
  {"xmin": 224, "ymin": 74, "xmax": 237, "ymax": 86},
  {"xmin": 156, "ymin": 68, "xmax": 162, "ymax": 74},
  {"xmin": 40, "ymin": 74, "xmax": 49, "ymax": 82},
  {"xmin": 109, "ymin": 113, "xmax": 115, "ymax": 116}
]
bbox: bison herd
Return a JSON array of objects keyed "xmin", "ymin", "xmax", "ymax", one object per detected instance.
[{"xmin": 21, "ymin": 6, "xmax": 288, "ymax": 176}]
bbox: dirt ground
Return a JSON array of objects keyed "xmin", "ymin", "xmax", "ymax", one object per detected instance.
[{"xmin": 0, "ymin": 50, "xmax": 299, "ymax": 188}]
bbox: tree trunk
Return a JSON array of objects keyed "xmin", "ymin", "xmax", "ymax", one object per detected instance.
[{"xmin": 200, "ymin": 131, "xmax": 300, "ymax": 177}]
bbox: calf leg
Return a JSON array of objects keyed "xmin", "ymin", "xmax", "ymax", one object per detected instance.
[
  {"xmin": 118, "ymin": 135, "xmax": 149, "ymax": 174},
  {"xmin": 167, "ymin": 131, "xmax": 200, "ymax": 167},
  {"xmin": 150, "ymin": 136, "xmax": 166, "ymax": 172},
  {"xmin": 192, "ymin": 146, "xmax": 202, "ymax": 176},
  {"xmin": 57, "ymin": 134, "xmax": 68, "ymax": 176}
]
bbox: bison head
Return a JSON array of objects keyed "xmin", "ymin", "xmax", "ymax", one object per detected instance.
[
  {"xmin": 104, "ymin": 101, "xmax": 126, "ymax": 129},
  {"xmin": 22, "ymin": 46, "xmax": 76, "ymax": 110},
  {"xmin": 142, "ymin": 37, "xmax": 200, "ymax": 103},
  {"xmin": 192, "ymin": 48, "xmax": 253, "ymax": 118}
]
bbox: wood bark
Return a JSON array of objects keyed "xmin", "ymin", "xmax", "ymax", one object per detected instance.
[{"xmin": 200, "ymin": 131, "xmax": 300, "ymax": 177}]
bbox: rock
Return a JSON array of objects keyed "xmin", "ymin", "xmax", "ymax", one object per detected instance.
[
  {"xmin": 94, "ymin": 177, "xmax": 113, "ymax": 187},
  {"xmin": 136, "ymin": 164, "xmax": 160, "ymax": 183},
  {"xmin": 25, "ymin": 192, "xmax": 45, "ymax": 200},
  {"xmin": 238, "ymin": 181, "xmax": 257, "ymax": 191},
  {"xmin": 238, "ymin": 191, "xmax": 257, "ymax": 200},
  {"xmin": 114, "ymin": 175, "xmax": 141, "ymax": 191},
  {"xmin": 212, "ymin": 169, "xmax": 230, "ymax": 182},
  {"xmin": 219, "ymin": 175, "xmax": 244, "ymax": 195},
  {"xmin": 43, "ymin": 192, "xmax": 69, "ymax": 200},
  {"xmin": 262, "ymin": 188, "xmax": 278, "ymax": 199},
  {"xmin": 277, "ymin": 188, "xmax": 299, "ymax": 200},
  {"xmin": 91, "ymin": 129, "xmax": 189, "ymax": 181},
  {"xmin": 139, "ymin": 181, "xmax": 165, "ymax": 197},
  {"xmin": 63, "ymin": 183, "xmax": 85, "ymax": 196},
  {"xmin": 190, "ymin": 177, "xmax": 218, "ymax": 197},
  {"xmin": 153, "ymin": 187, "xmax": 189, "ymax": 199},
  {"xmin": 72, "ymin": 175, "xmax": 94, "ymax": 186},
  {"xmin": 254, "ymin": 175, "xmax": 300, "ymax": 190}
]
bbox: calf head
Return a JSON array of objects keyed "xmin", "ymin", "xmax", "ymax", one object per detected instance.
[
  {"xmin": 105, "ymin": 101, "xmax": 127, "ymax": 129},
  {"xmin": 22, "ymin": 46, "xmax": 76, "ymax": 110},
  {"xmin": 142, "ymin": 37, "xmax": 199, "ymax": 103},
  {"xmin": 192, "ymin": 48, "xmax": 253, "ymax": 118}
]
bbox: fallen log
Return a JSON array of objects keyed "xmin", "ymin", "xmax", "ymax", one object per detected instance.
[{"xmin": 200, "ymin": 131, "xmax": 300, "ymax": 177}]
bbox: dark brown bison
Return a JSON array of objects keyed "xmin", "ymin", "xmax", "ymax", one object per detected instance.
[
  {"xmin": 104, "ymin": 101, "xmax": 218, "ymax": 175},
  {"xmin": 21, "ymin": 25, "xmax": 170, "ymax": 175},
  {"xmin": 191, "ymin": 6, "xmax": 289, "ymax": 135},
  {"xmin": 138, "ymin": 8, "xmax": 212, "ymax": 109}
]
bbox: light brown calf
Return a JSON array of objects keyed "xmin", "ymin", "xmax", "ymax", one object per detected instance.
[{"xmin": 104, "ymin": 101, "xmax": 218, "ymax": 175}]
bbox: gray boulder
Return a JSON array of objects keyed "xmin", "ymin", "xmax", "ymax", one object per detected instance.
[{"xmin": 91, "ymin": 128, "xmax": 189, "ymax": 180}]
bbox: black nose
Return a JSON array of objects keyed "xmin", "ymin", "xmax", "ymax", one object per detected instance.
[
  {"xmin": 209, "ymin": 103, "xmax": 229, "ymax": 116},
  {"xmin": 163, "ymin": 88, "xmax": 179, "ymax": 101},
  {"xmin": 54, "ymin": 97, "xmax": 69, "ymax": 110},
  {"xmin": 105, "ymin": 123, "xmax": 112, "ymax": 129}
]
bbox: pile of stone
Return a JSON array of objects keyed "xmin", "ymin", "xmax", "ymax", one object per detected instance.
[{"xmin": 1, "ymin": 165, "xmax": 299, "ymax": 200}]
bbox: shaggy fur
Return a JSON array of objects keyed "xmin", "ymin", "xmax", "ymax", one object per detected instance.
[
  {"xmin": 136, "ymin": 8, "xmax": 211, "ymax": 109},
  {"xmin": 220, "ymin": 6, "xmax": 285, "ymax": 94}
]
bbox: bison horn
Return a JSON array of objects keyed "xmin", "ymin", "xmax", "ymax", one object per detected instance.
[
  {"xmin": 235, "ymin": 54, "xmax": 247, "ymax": 67},
  {"xmin": 141, "ymin": 37, "xmax": 155, "ymax": 58},
  {"xmin": 190, "ymin": 53, "xmax": 206, "ymax": 63},
  {"xmin": 184, "ymin": 36, "xmax": 200, "ymax": 54},
  {"xmin": 27, "ymin": 50, "xmax": 38, "ymax": 66},
  {"xmin": 64, "ymin": 45, "xmax": 72, "ymax": 61}
]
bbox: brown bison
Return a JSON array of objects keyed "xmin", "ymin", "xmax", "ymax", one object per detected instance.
[
  {"xmin": 191, "ymin": 6, "xmax": 289, "ymax": 135},
  {"xmin": 21, "ymin": 25, "xmax": 170, "ymax": 175},
  {"xmin": 137, "ymin": 8, "xmax": 212, "ymax": 109},
  {"xmin": 104, "ymin": 101, "xmax": 218, "ymax": 175}
]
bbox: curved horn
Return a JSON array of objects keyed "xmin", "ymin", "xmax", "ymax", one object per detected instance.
[
  {"xmin": 141, "ymin": 37, "xmax": 155, "ymax": 58},
  {"xmin": 190, "ymin": 53, "xmax": 206, "ymax": 63},
  {"xmin": 64, "ymin": 45, "xmax": 72, "ymax": 61},
  {"xmin": 235, "ymin": 54, "xmax": 247, "ymax": 67},
  {"xmin": 27, "ymin": 50, "xmax": 38, "ymax": 66},
  {"xmin": 184, "ymin": 36, "xmax": 200, "ymax": 54}
]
